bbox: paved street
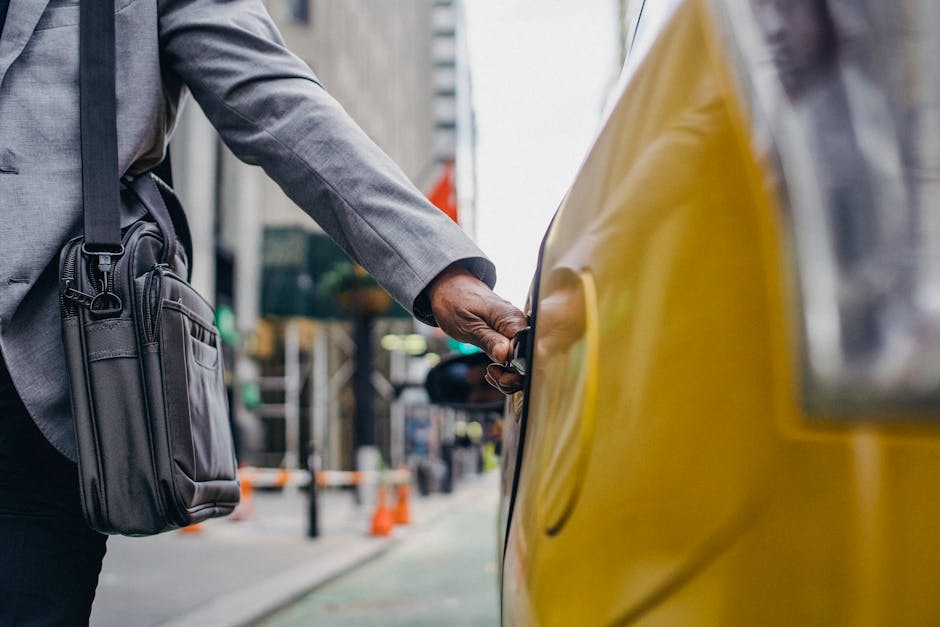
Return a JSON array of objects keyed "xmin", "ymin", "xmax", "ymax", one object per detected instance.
[
  {"xmin": 89, "ymin": 471, "xmax": 499, "ymax": 626},
  {"xmin": 258, "ymin": 472, "xmax": 500, "ymax": 627},
  {"xmin": 90, "ymin": 477, "xmax": 487, "ymax": 626},
  {"xmin": 91, "ymin": 489, "xmax": 374, "ymax": 626}
]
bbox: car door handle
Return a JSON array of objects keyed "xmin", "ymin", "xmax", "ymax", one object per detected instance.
[
  {"xmin": 508, "ymin": 327, "xmax": 532, "ymax": 376},
  {"xmin": 539, "ymin": 269, "xmax": 601, "ymax": 535}
]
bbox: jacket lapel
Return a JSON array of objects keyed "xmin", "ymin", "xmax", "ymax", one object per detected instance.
[{"xmin": 0, "ymin": 0, "xmax": 53, "ymax": 88}]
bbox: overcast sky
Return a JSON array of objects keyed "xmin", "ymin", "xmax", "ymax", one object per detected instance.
[{"xmin": 466, "ymin": 0, "xmax": 619, "ymax": 307}]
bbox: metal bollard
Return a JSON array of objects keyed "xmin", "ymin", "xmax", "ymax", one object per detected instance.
[{"xmin": 307, "ymin": 446, "xmax": 320, "ymax": 539}]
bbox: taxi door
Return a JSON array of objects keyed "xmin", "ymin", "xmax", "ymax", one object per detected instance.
[{"xmin": 502, "ymin": 0, "xmax": 940, "ymax": 624}]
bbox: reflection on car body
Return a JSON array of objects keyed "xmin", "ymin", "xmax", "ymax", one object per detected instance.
[
  {"xmin": 498, "ymin": 0, "xmax": 940, "ymax": 624},
  {"xmin": 743, "ymin": 0, "xmax": 917, "ymax": 404}
]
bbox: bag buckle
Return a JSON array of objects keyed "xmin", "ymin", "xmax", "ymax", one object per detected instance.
[{"xmin": 81, "ymin": 243, "xmax": 125, "ymax": 317}]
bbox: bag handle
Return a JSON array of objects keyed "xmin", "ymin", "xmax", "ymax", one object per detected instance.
[{"xmin": 126, "ymin": 174, "xmax": 184, "ymax": 275}]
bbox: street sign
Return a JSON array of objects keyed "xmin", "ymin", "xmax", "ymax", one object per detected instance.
[{"xmin": 260, "ymin": 227, "xmax": 409, "ymax": 320}]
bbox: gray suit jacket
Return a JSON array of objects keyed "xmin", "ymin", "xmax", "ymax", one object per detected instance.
[{"xmin": 0, "ymin": 0, "xmax": 494, "ymax": 461}]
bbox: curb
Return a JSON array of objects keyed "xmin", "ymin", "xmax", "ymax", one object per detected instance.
[
  {"xmin": 159, "ymin": 536, "xmax": 397, "ymax": 627},
  {"xmin": 158, "ymin": 484, "xmax": 470, "ymax": 627}
]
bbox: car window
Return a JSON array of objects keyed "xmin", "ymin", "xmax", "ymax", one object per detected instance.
[
  {"xmin": 712, "ymin": 0, "xmax": 940, "ymax": 410},
  {"xmin": 603, "ymin": 0, "xmax": 684, "ymax": 120}
]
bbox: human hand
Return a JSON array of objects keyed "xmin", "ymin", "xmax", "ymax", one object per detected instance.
[
  {"xmin": 482, "ymin": 272, "xmax": 585, "ymax": 395},
  {"xmin": 484, "ymin": 361, "xmax": 526, "ymax": 396},
  {"xmin": 427, "ymin": 264, "xmax": 528, "ymax": 394}
]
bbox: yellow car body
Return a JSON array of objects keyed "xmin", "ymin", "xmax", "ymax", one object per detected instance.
[{"xmin": 501, "ymin": 0, "xmax": 940, "ymax": 624}]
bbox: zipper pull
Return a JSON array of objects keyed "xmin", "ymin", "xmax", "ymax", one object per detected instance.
[{"xmin": 61, "ymin": 279, "xmax": 96, "ymax": 308}]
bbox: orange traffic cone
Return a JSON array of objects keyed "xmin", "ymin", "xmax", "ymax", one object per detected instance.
[
  {"xmin": 393, "ymin": 483, "xmax": 411, "ymax": 525},
  {"xmin": 370, "ymin": 486, "xmax": 395, "ymax": 537},
  {"xmin": 231, "ymin": 473, "xmax": 254, "ymax": 522}
]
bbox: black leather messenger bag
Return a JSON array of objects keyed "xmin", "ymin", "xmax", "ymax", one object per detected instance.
[{"xmin": 58, "ymin": 0, "xmax": 239, "ymax": 535}]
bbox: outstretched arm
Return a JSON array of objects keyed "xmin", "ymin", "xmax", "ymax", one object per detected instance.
[{"xmin": 158, "ymin": 0, "xmax": 527, "ymax": 386}]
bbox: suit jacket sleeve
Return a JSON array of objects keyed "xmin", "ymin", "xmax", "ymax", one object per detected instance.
[{"xmin": 156, "ymin": 0, "xmax": 495, "ymax": 323}]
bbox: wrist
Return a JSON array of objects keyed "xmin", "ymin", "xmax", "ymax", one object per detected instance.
[
  {"xmin": 414, "ymin": 258, "xmax": 494, "ymax": 326},
  {"xmin": 427, "ymin": 263, "xmax": 477, "ymax": 308}
]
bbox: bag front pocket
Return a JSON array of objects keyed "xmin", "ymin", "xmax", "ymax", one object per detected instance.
[
  {"xmin": 160, "ymin": 299, "xmax": 235, "ymax": 483},
  {"xmin": 151, "ymin": 276, "xmax": 239, "ymax": 520}
]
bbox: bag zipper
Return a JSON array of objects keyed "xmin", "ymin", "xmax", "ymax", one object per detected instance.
[
  {"xmin": 60, "ymin": 243, "xmax": 93, "ymax": 317},
  {"xmin": 144, "ymin": 264, "xmax": 167, "ymax": 343}
]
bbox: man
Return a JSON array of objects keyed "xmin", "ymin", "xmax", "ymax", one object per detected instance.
[{"xmin": 0, "ymin": 0, "xmax": 526, "ymax": 622}]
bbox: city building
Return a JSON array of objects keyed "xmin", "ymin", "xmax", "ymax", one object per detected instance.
[{"xmin": 169, "ymin": 0, "xmax": 478, "ymax": 473}]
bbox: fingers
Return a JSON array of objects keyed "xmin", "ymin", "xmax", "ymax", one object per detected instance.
[
  {"xmin": 485, "ymin": 364, "xmax": 525, "ymax": 395},
  {"xmin": 487, "ymin": 300, "xmax": 529, "ymax": 346},
  {"xmin": 477, "ymin": 328, "xmax": 513, "ymax": 364},
  {"xmin": 475, "ymin": 300, "xmax": 528, "ymax": 363},
  {"xmin": 498, "ymin": 370, "xmax": 525, "ymax": 394}
]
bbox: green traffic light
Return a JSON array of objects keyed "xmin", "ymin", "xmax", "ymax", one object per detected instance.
[{"xmin": 447, "ymin": 338, "xmax": 480, "ymax": 355}]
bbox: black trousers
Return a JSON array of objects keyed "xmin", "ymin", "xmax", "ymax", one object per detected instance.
[{"xmin": 0, "ymin": 359, "xmax": 107, "ymax": 626}]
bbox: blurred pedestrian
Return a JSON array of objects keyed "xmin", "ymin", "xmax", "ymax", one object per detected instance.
[
  {"xmin": 0, "ymin": 0, "xmax": 527, "ymax": 623},
  {"xmin": 751, "ymin": 0, "xmax": 913, "ymax": 368}
]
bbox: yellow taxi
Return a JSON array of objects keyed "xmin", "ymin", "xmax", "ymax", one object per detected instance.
[{"xmin": 495, "ymin": 0, "xmax": 940, "ymax": 624}]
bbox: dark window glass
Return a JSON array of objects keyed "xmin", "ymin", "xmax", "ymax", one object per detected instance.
[{"xmin": 289, "ymin": 0, "xmax": 309, "ymax": 24}]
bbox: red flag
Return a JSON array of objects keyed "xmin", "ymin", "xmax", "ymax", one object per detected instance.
[{"xmin": 427, "ymin": 161, "xmax": 458, "ymax": 223}]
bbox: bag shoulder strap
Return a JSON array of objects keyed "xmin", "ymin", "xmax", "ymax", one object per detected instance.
[
  {"xmin": 79, "ymin": 4, "xmax": 190, "ymax": 274},
  {"xmin": 79, "ymin": 0, "xmax": 121, "ymax": 254}
]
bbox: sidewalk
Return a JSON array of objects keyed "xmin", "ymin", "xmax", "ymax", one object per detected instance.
[
  {"xmin": 260, "ymin": 472, "xmax": 500, "ymax": 627},
  {"xmin": 90, "ymin": 479, "xmax": 467, "ymax": 627}
]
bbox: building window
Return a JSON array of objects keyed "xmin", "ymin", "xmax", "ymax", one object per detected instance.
[{"xmin": 289, "ymin": 0, "xmax": 310, "ymax": 24}]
